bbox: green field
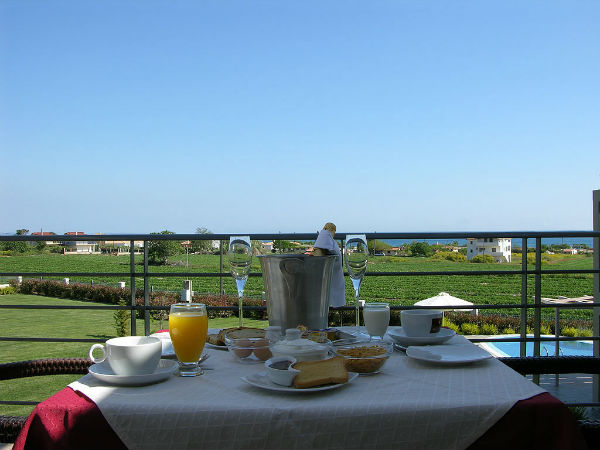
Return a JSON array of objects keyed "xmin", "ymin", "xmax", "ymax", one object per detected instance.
[
  {"xmin": 0, "ymin": 294, "xmax": 267, "ymax": 417},
  {"xmin": 0, "ymin": 249, "xmax": 595, "ymax": 417},
  {"xmin": 0, "ymin": 252, "xmax": 594, "ymax": 320}
]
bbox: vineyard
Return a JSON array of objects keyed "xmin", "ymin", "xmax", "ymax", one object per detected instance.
[{"xmin": 0, "ymin": 252, "xmax": 595, "ymax": 321}]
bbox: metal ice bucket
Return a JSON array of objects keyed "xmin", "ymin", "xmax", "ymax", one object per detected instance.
[{"xmin": 258, "ymin": 254, "xmax": 336, "ymax": 331}]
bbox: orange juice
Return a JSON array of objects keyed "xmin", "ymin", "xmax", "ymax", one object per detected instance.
[{"xmin": 169, "ymin": 312, "xmax": 208, "ymax": 363}]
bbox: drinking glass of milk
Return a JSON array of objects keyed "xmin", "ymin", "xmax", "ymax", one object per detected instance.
[{"xmin": 363, "ymin": 303, "xmax": 390, "ymax": 341}]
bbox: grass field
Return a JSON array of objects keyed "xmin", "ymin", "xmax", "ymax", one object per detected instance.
[
  {"xmin": 0, "ymin": 248, "xmax": 595, "ymax": 418},
  {"xmin": 0, "ymin": 294, "xmax": 267, "ymax": 417},
  {"xmin": 0, "ymin": 251, "xmax": 594, "ymax": 320}
]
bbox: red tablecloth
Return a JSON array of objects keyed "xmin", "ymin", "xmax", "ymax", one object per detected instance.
[{"xmin": 14, "ymin": 388, "xmax": 587, "ymax": 450}]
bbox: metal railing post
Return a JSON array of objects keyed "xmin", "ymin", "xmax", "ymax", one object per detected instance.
[
  {"xmin": 130, "ymin": 241, "xmax": 136, "ymax": 336},
  {"xmin": 534, "ymin": 237, "xmax": 542, "ymax": 357},
  {"xmin": 219, "ymin": 240, "xmax": 224, "ymax": 296},
  {"xmin": 593, "ymin": 189, "xmax": 600, "ymax": 402},
  {"xmin": 532, "ymin": 237, "xmax": 542, "ymax": 385},
  {"xmin": 144, "ymin": 241, "xmax": 150, "ymax": 336},
  {"xmin": 520, "ymin": 236, "xmax": 528, "ymax": 357}
]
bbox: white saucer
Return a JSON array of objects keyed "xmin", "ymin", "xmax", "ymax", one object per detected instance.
[
  {"xmin": 387, "ymin": 327, "xmax": 456, "ymax": 346},
  {"xmin": 88, "ymin": 359, "xmax": 177, "ymax": 386},
  {"xmin": 406, "ymin": 345, "xmax": 492, "ymax": 365},
  {"xmin": 241, "ymin": 371, "xmax": 358, "ymax": 393}
]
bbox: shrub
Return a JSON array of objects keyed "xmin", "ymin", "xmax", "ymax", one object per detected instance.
[
  {"xmin": 432, "ymin": 251, "xmax": 466, "ymax": 262},
  {"xmin": 461, "ymin": 323, "xmax": 479, "ymax": 335},
  {"xmin": 577, "ymin": 328, "xmax": 593, "ymax": 337},
  {"xmin": 569, "ymin": 407, "xmax": 588, "ymax": 421},
  {"xmin": 540, "ymin": 324, "xmax": 551, "ymax": 335},
  {"xmin": 0, "ymin": 286, "xmax": 16, "ymax": 295},
  {"xmin": 444, "ymin": 320, "xmax": 460, "ymax": 333},
  {"xmin": 114, "ymin": 299, "xmax": 130, "ymax": 337},
  {"xmin": 480, "ymin": 324, "xmax": 499, "ymax": 335},
  {"xmin": 561, "ymin": 326, "xmax": 578, "ymax": 337},
  {"xmin": 470, "ymin": 254, "xmax": 496, "ymax": 264},
  {"xmin": 502, "ymin": 327, "xmax": 516, "ymax": 334}
]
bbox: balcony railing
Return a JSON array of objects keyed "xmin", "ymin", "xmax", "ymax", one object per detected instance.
[{"xmin": 1, "ymin": 223, "xmax": 600, "ymax": 407}]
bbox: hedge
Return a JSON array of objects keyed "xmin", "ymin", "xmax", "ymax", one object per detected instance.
[{"xmin": 10, "ymin": 279, "xmax": 593, "ymax": 334}]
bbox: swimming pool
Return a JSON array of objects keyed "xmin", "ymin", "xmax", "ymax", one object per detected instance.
[{"xmin": 480, "ymin": 336, "xmax": 593, "ymax": 357}]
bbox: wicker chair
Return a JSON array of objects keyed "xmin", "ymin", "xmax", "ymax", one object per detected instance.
[
  {"xmin": 0, "ymin": 358, "xmax": 92, "ymax": 443},
  {"xmin": 498, "ymin": 356, "xmax": 600, "ymax": 449}
]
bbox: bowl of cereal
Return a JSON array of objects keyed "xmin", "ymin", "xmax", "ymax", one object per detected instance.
[{"xmin": 334, "ymin": 341, "xmax": 393, "ymax": 375}]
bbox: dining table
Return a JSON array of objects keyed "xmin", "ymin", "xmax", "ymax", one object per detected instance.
[{"xmin": 13, "ymin": 327, "xmax": 588, "ymax": 450}]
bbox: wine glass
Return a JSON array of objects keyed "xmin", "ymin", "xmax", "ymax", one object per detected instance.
[
  {"xmin": 344, "ymin": 234, "xmax": 368, "ymax": 329},
  {"xmin": 228, "ymin": 236, "xmax": 252, "ymax": 328}
]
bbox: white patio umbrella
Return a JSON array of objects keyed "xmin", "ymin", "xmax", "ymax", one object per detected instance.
[{"xmin": 414, "ymin": 292, "xmax": 477, "ymax": 315}]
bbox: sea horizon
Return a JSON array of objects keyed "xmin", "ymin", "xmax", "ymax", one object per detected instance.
[{"xmin": 382, "ymin": 237, "xmax": 594, "ymax": 249}]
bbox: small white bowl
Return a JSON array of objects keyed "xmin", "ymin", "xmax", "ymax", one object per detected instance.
[
  {"xmin": 225, "ymin": 336, "xmax": 272, "ymax": 364},
  {"xmin": 264, "ymin": 356, "xmax": 300, "ymax": 386}
]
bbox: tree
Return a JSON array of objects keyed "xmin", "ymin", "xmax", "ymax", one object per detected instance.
[
  {"xmin": 148, "ymin": 230, "xmax": 180, "ymax": 265},
  {"xmin": 190, "ymin": 227, "xmax": 213, "ymax": 253},
  {"xmin": 409, "ymin": 241, "xmax": 434, "ymax": 257},
  {"xmin": 273, "ymin": 239, "xmax": 291, "ymax": 253},
  {"xmin": 2, "ymin": 241, "xmax": 29, "ymax": 252},
  {"xmin": 2, "ymin": 229, "xmax": 29, "ymax": 252},
  {"xmin": 368, "ymin": 239, "xmax": 391, "ymax": 253}
]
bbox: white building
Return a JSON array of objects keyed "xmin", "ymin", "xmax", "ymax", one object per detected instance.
[
  {"xmin": 261, "ymin": 241, "xmax": 274, "ymax": 252},
  {"xmin": 63, "ymin": 232, "xmax": 97, "ymax": 254},
  {"xmin": 466, "ymin": 237, "xmax": 512, "ymax": 262}
]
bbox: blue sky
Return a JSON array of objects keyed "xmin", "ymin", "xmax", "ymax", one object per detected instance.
[{"xmin": 1, "ymin": 0, "xmax": 599, "ymax": 235}]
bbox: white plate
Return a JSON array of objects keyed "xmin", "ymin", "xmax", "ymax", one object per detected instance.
[
  {"xmin": 205, "ymin": 342, "xmax": 228, "ymax": 350},
  {"xmin": 241, "ymin": 371, "xmax": 359, "ymax": 393},
  {"xmin": 406, "ymin": 345, "xmax": 492, "ymax": 365},
  {"xmin": 387, "ymin": 327, "xmax": 456, "ymax": 346},
  {"xmin": 88, "ymin": 359, "xmax": 177, "ymax": 386}
]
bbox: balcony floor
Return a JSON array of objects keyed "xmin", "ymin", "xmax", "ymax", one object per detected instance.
[{"xmin": 533, "ymin": 373, "xmax": 600, "ymax": 420}]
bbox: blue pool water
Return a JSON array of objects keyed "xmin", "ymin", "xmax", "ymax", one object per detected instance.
[{"xmin": 482, "ymin": 338, "xmax": 593, "ymax": 357}]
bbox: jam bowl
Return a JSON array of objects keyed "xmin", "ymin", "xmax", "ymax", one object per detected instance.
[{"xmin": 264, "ymin": 356, "xmax": 300, "ymax": 386}]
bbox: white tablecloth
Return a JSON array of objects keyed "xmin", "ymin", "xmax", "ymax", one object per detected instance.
[{"xmin": 70, "ymin": 328, "xmax": 545, "ymax": 450}]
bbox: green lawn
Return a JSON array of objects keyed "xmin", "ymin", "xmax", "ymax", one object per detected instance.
[
  {"xmin": 0, "ymin": 294, "xmax": 267, "ymax": 417},
  {"xmin": 0, "ymin": 252, "xmax": 594, "ymax": 317}
]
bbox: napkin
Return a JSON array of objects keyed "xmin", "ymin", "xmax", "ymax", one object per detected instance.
[
  {"xmin": 314, "ymin": 228, "xmax": 345, "ymax": 307},
  {"xmin": 150, "ymin": 331, "xmax": 174, "ymax": 356},
  {"xmin": 408, "ymin": 344, "xmax": 492, "ymax": 362}
]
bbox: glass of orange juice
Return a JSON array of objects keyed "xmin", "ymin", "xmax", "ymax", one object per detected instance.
[{"xmin": 169, "ymin": 303, "xmax": 208, "ymax": 377}]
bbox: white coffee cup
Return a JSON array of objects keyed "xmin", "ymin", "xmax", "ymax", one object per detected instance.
[
  {"xmin": 401, "ymin": 310, "xmax": 443, "ymax": 337},
  {"xmin": 89, "ymin": 336, "xmax": 162, "ymax": 376}
]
